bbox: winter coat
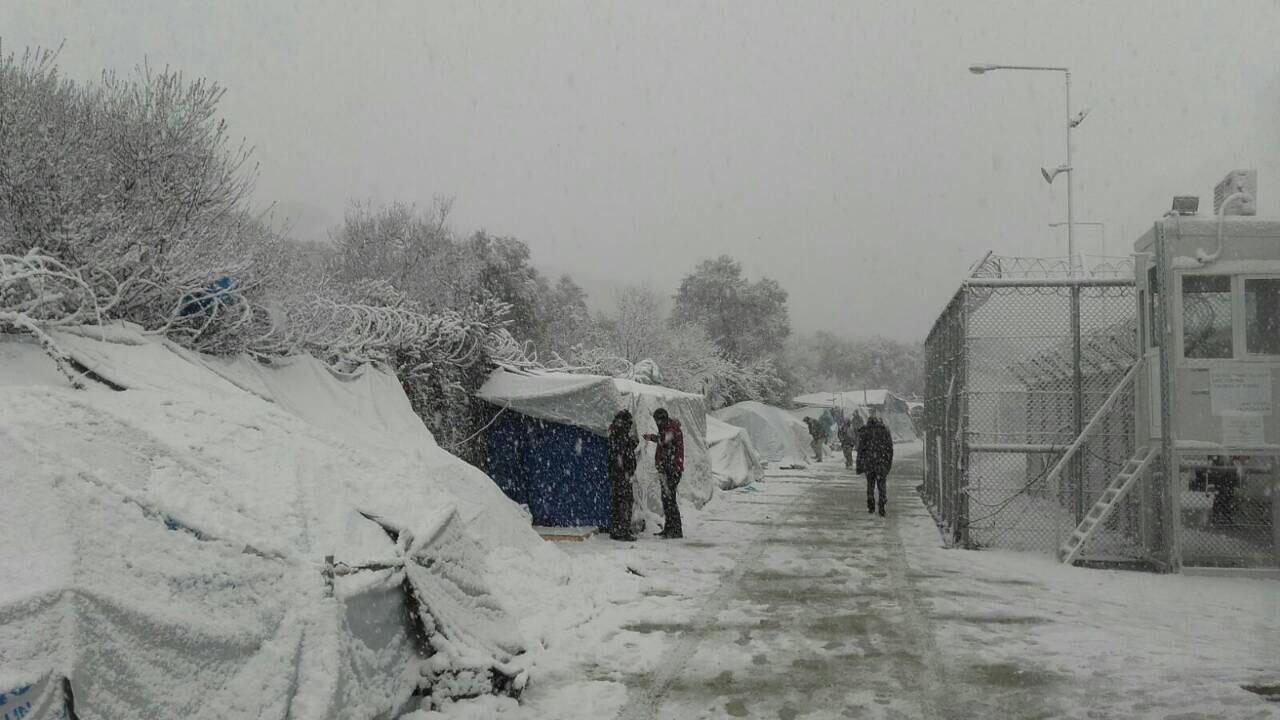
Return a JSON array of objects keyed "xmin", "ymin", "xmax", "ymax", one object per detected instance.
[
  {"xmin": 838, "ymin": 419, "xmax": 859, "ymax": 449},
  {"xmin": 648, "ymin": 419, "xmax": 684, "ymax": 476},
  {"xmin": 805, "ymin": 418, "xmax": 824, "ymax": 443},
  {"xmin": 855, "ymin": 418, "xmax": 894, "ymax": 476},
  {"xmin": 608, "ymin": 412, "xmax": 639, "ymax": 478}
]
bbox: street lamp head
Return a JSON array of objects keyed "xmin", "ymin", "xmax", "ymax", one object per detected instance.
[
  {"xmin": 968, "ymin": 64, "xmax": 996, "ymax": 74},
  {"xmin": 1040, "ymin": 165, "xmax": 1071, "ymax": 184}
]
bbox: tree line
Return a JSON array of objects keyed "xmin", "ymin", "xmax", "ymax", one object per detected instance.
[{"xmin": 0, "ymin": 47, "xmax": 920, "ymax": 460}]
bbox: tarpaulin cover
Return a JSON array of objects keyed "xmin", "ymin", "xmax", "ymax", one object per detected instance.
[
  {"xmin": 486, "ymin": 411, "xmax": 610, "ymax": 527},
  {"xmin": 706, "ymin": 416, "xmax": 764, "ymax": 490},
  {"xmin": 713, "ymin": 401, "xmax": 811, "ymax": 468},
  {"xmin": 476, "ymin": 371, "xmax": 622, "ymax": 436},
  {"xmin": 0, "ymin": 325, "xmax": 540, "ymax": 719}
]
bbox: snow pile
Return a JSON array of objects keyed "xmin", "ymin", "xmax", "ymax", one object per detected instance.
[
  {"xmin": 713, "ymin": 401, "xmax": 811, "ymax": 468},
  {"xmin": 0, "ymin": 325, "xmax": 555, "ymax": 718},
  {"xmin": 706, "ymin": 416, "xmax": 764, "ymax": 490}
]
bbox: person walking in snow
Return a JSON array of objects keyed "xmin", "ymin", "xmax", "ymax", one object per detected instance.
[
  {"xmin": 804, "ymin": 416, "xmax": 824, "ymax": 463},
  {"xmin": 644, "ymin": 408, "xmax": 684, "ymax": 539},
  {"xmin": 856, "ymin": 415, "xmax": 894, "ymax": 516},
  {"xmin": 838, "ymin": 418, "xmax": 858, "ymax": 469},
  {"xmin": 608, "ymin": 409, "xmax": 639, "ymax": 541}
]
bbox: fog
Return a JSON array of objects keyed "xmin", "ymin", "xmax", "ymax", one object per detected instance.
[{"xmin": 3, "ymin": 0, "xmax": 1277, "ymax": 341}]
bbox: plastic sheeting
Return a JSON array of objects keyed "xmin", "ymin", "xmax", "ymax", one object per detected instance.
[
  {"xmin": 706, "ymin": 416, "xmax": 764, "ymax": 490},
  {"xmin": 477, "ymin": 371, "xmax": 621, "ymax": 436},
  {"xmin": 1, "ymin": 327, "xmax": 540, "ymax": 719},
  {"xmin": 713, "ymin": 401, "xmax": 811, "ymax": 468}
]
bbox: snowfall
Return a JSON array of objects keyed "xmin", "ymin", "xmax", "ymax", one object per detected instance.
[{"xmin": 2, "ymin": 327, "xmax": 1279, "ymax": 720}]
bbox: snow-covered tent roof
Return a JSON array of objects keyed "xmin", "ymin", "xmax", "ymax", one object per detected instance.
[
  {"xmin": 477, "ymin": 370, "xmax": 622, "ymax": 436},
  {"xmin": 706, "ymin": 416, "xmax": 764, "ymax": 490},
  {"xmin": 713, "ymin": 401, "xmax": 810, "ymax": 468},
  {"xmin": 793, "ymin": 390, "xmax": 881, "ymax": 411},
  {"xmin": 0, "ymin": 326, "xmax": 548, "ymax": 717}
]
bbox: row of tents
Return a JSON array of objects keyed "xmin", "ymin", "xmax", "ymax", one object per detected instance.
[{"xmin": 474, "ymin": 368, "xmax": 919, "ymax": 529}]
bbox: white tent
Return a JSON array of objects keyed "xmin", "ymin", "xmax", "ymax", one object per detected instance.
[
  {"xmin": 0, "ymin": 325, "xmax": 547, "ymax": 718},
  {"xmin": 706, "ymin": 416, "xmax": 764, "ymax": 490},
  {"xmin": 713, "ymin": 401, "xmax": 811, "ymax": 468}
]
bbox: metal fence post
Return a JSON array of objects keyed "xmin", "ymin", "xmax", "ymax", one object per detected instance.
[
  {"xmin": 1071, "ymin": 284, "xmax": 1084, "ymax": 524},
  {"xmin": 959, "ymin": 288, "xmax": 971, "ymax": 547},
  {"xmin": 1154, "ymin": 221, "xmax": 1180, "ymax": 572}
]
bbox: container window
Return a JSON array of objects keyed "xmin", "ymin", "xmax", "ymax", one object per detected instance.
[
  {"xmin": 1245, "ymin": 278, "xmax": 1280, "ymax": 356},
  {"xmin": 1182, "ymin": 275, "xmax": 1233, "ymax": 359}
]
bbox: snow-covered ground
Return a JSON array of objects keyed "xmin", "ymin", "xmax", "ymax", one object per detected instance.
[{"xmin": 424, "ymin": 443, "xmax": 1280, "ymax": 719}]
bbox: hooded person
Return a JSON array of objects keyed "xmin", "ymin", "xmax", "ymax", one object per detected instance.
[
  {"xmin": 608, "ymin": 409, "xmax": 640, "ymax": 540},
  {"xmin": 643, "ymin": 407, "xmax": 684, "ymax": 539},
  {"xmin": 804, "ymin": 416, "xmax": 824, "ymax": 462},
  {"xmin": 855, "ymin": 414, "xmax": 894, "ymax": 516}
]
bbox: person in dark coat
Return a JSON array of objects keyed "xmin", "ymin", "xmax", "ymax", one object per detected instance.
[
  {"xmin": 1201, "ymin": 454, "xmax": 1242, "ymax": 528},
  {"xmin": 856, "ymin": 415, "xmax": 894, "ymax": 516},
  {"xmin": 608, "ymin": 410, "xmax": 639, "ymax": 541},
  {"xmin": 804, "ymin": 416, "xmax": 824, "ymax": 462},
  {"xmin": 643, "ymin": 408, "xmax": 684, "ymax": 539}
]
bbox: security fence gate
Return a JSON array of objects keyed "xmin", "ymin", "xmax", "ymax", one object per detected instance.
[{"xmin": 922, "ymin": 255, "xmax": 1170, "ymax": 565}]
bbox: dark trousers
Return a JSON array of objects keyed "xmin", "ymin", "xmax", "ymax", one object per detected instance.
[
  {"xmin": 841, "ymin": 446, "xmax": 854, "ymax": 469},
  {"xmin": 659, "ymin": 471, "xmax": 683, "ymax": 537},
  {"xmin": 866, "ymin": 471, "xmax": 887, "ymax": 512},
  {"xmin": 609, "ymin": 471, "xmax": 634, "ymax": 537}
]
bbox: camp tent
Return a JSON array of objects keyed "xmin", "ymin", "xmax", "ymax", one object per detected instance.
[
  {"xmin": 0, "ymin": 325, "xmax": 542, "ymax": 719},
  {"xmin": 713, "ymin": 401, "xmax": 810, "ymax": 468},
  {"xmin": 477, "ymin": 369, "xmax": 712, "ymax": 529},
  {"xmin": 793, "ymin": 390, "xmax": 918, "ymax": 443},
  {"xmin": 706, "ymin": 416, "xmax": 764, "ymax": 490}
]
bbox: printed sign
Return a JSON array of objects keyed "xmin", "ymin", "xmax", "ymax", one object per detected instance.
[
  {"xmin": 1210, "ymin": 367, "xmax": 1272, "ymax": 415},
  {"xmin": 1221, "ymin": 413, "xmax": 1266, "ymax": 447},
  {"xmin": 0, "ymin": 673, "xmax": 66, "ymax": 720}
]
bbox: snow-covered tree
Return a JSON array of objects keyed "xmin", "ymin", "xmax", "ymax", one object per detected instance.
[{"xmin": 672, "ymin": 255, "xmax": 790, "ymax": 362}]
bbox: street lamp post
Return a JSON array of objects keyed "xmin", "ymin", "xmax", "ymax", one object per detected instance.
[
  {"xmin": 1049, "ymin": 221, "xmax": 1105, "ymax": 257},
  {"xmin": 970, "ymin": 63, "xmax": 1083, "ymax": 275}
]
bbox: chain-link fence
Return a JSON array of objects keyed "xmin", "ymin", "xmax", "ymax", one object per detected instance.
[
  {"xmin": 922, "ymin": 256, "xmax": 1157, "ymax": 562},
  {"xmin": 1176, "ymin": 455, "xmax": 1278, "ymax": 567}
]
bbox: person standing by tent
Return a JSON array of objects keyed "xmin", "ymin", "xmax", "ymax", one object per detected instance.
[
  {"xmin": 608, "ymin": 410, "xmax": 639, "ymax": 541},
  {"xmin": 644, "ymin": 408, "xmax": 684, "ymax": 539},
  {"xmin": 804, "ymin": 416, "xmax": 824, "ymax": 462},
  {"xmin": 856, "ymin": 415, "xmax": 894, "ymax": 516}
]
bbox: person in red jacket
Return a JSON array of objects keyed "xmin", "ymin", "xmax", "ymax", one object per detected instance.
[{"xmin": 644, "ymin": 408, "xmax": 684, "ymax": 539}]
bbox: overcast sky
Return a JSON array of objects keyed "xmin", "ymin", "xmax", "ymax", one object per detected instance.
[{"xmin": 4, "ymin": 1, "xmax": 1278, "ymax": 341}]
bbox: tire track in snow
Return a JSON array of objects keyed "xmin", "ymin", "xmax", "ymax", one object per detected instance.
[
  {"xmin": 879, "ymin": 467, "xmax": 949, "ymax": 719},
  {"xmin": 612, "ymin": 486, "xmax": 810, "ymax": 720}
]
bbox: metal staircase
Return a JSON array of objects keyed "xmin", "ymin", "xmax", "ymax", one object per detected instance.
[{"xmin": 1059, "ymin": 447, "xmax": 1157, "ymax": 565}]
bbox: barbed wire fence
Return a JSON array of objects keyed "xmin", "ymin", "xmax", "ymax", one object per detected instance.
[{"xmin": 922, "ymin": 255, "xmax": 1155, "ymax": 562}]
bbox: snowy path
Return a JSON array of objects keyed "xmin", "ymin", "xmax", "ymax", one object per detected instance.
[{"xmin": 474, "ymin": 447, "xmax": 1279, "ymax": 720}]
